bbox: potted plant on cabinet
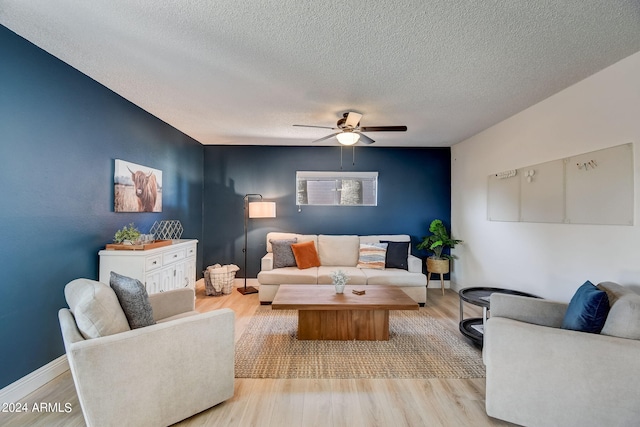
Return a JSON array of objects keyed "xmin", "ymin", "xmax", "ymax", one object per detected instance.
[
  {"xmin": 113, "ymin": 223, "xmax": 142, "ymax": 245},
  {"xmin": 416, "ymin": 219, "xmax": 463, "ymax": 294}
]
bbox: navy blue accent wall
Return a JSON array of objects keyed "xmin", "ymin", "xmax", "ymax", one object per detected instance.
[
  {"xmin": 0, "ymin": 26, "xmax": 204, "ymax": 389},
  {"xmin": 203, "ymin": 145, "xmax": 451, "ymax": 278}
]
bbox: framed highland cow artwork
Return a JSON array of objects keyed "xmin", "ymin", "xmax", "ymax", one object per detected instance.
[{"xmin": 114, "ymin": 159, "xmax": 162, "ymax": 212}]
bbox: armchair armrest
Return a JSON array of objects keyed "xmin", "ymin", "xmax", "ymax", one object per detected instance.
[
  {"xmin": 490, "ymin": 293, "xmax": 567, "ymax": 328},
  {"xmin": 261, "ymin": 253, "xmax": 274, "ymax": 271},
  {"xmin": 148, "ymin": 287, "xmax": 195, "ymax": 321}
]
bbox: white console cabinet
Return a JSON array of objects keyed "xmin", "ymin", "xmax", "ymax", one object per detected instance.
[{"xmin": 99, "ymin": 239, "xmax": 198, "ymax": 294}]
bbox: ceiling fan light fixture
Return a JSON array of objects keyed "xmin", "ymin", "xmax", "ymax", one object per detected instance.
[
  {"xmin": 294, "ymin": 111, "xmax": 406, "ymax": 145},
  {"xmin": 336, "ymin": 132, "xmax": 360, "ymax": 145}
]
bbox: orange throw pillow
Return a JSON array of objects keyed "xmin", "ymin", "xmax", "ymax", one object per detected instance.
[{"xmin": 291, "ymin": 241, "xmax": 321, "ymax": 269}]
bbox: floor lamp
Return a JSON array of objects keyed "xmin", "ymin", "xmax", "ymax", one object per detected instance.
[{"xmin": 238, "ymin": 194, "xmax": 276, "ymax": 295}]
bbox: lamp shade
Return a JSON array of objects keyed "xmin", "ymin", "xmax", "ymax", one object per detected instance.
[
  {"xmin": 248, "ymin": 201, "xmax": 276, "ymax": 218},
  {"xmin": 336, "ymin": 132, "xmax": 360, "ymax": 145}
]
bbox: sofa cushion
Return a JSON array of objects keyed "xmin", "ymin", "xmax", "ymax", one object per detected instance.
[
  {"xmin": 317, "ymin": 267, "xmax": 367, "ymax": 285},
  {"xmin": 266, "ymin": 233, "xmax": 317, "ymax": 253},
  {"xmin": 270, "ymin": 238, "xmax": 298, "ymax": 268},
  {"xmin": 362, "ymin": 269, "xmax": 427, "ymax": 286},
  {"xmin": 597, "ymin": 282, "xmax": 640, "ymax": 339},
  {"xmin": 357, "ymin": 243, "xmax": 388, "ymax": 269},
  {"xmin": 257, "ymin": 267, "xmax": 318, "ymax": 285},
  {"xmin": 110, "ymin": 272, "xmax": 156, "ymax": 329},
  {"xmin": 561, "ymin": 281, "xmax": 610, "ymax": 334},
  {"xmin": 64, "ymin": 278, "xmax": 131, "ymax": 339},
  {"xmin": 360, "ymin": 234, "xmax": 411, "ymax": 246},
  {"xmin": 291, "ymin": 241, "xmax": 321, "ymax": 269},
  {"xmin": 381, "ymin": 241, "xmax": 410, "ymax": 270},
  {"xmin": 318, "ymin": 235, "xmax": 360, "ymax": 266}
]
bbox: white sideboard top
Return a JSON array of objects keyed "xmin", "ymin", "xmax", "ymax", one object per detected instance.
[{"xmin": 98, "ymin": 239, "xmax": 198, "ymax": 257}]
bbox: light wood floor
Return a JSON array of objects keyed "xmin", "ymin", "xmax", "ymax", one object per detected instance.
[{"xmin": 2, "ymin": 282, "xmax": 517, "ymax": 427}]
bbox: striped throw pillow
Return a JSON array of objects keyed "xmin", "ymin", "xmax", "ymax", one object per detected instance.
[{"xmin": 357, "ymin": 242, "xmax": 388, "ymax": 270}]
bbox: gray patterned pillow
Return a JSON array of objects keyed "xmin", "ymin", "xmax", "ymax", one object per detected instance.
[
  {"xmin": 109, "ymin": 272, "xmax": 155, "ymax": 329},
  {"xmin": 270, "ymin": 238, "xmax": 298, "ymax": 268}
]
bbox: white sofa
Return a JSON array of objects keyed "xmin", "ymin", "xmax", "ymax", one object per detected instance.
[{"xmin": 257, "ymin": 233, "xmax": 427, "ymax": 304}]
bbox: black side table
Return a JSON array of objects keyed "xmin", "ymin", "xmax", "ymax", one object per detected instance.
[{"xmin": 459, "ymin": 287, "xmax": 539, "ymax": 346}]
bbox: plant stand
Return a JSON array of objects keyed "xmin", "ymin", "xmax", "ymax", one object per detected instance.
[{"xmin": 426, "ymin": 258, "xmax": 449, "ymax": 295}]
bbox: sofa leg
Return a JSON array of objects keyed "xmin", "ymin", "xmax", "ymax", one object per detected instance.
[
  {"xmin": 419, "ymin": 303, "xmax": 425, "ymax": 307},
  {"xmin": 260, "ymin": 301, "xmax": 272, "ymax": 305}
]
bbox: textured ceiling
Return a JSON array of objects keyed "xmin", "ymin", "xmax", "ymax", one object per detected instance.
[{"xmin": 2, "ymin": 0, "xmax": 640, "ymax": 147}]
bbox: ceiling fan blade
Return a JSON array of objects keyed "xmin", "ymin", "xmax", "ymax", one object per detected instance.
[
  {"xmin": 345, "ymin": 112, "xmax": 363, "ymax": 128},
  {"xmin": 359, "ymin": 125, "xmax": 407, "ymax": 132},
  {"xmin": 358, "ymin": 133, "xmax": 375, "ymax": 144},
  {"xmin": 312, "ymin": 132, "xmax": 342, "ymax": 143},
  {"xmin": 293, "ymin": 124, "xmax": 337, "ymax": 130}
]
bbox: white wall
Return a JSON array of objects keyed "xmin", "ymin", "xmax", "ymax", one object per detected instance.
[{"xmin": 451, "ymin": 51, "xmax": 640, "ymax": 302}]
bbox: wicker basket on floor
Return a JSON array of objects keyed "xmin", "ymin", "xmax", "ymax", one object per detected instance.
[{"xmin": 204, "ymin": 264, "xmax": 238, "ymax": 296}]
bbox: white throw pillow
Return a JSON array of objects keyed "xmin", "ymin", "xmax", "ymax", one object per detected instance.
[{"xmin": 64, "ymin": 279, "xmax": 130, "ymax": 339}]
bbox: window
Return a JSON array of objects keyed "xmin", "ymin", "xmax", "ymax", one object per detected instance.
[{"xmin": 296, "ymin": 171, "xmax": 378, "ymax": 206}]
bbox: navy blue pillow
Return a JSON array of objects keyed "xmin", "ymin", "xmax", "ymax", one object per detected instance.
[
  {"xmin": 561, "ymin": 281, "xmax": 610, "ymax": 333},
  {"xmin": 381, "ymin": 241, "xmax": 409, "ymax": 270}
]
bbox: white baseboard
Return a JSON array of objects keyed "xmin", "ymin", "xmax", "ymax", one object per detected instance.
[
  {"xmin": 0, "ymin": 355, "xmax": 69, "ymax": 403},
  {"xmin": 427, "ymin": 280, "xmax": 450, "ymax": 289},
  {"xmin": 233, "ymin": 278, "xmax": 260, "ymax": 287}
]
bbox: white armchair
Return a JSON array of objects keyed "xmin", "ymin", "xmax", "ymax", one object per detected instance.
[
  {"xmin": 58, "ymin": 278, "xmax": 235, "ymax": 427},
  {"xmin": 483, "ymin": 282, "xmax": 640, "ymax": 426}
]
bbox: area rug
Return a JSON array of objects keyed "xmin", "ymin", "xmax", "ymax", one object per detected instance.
[{"xmin": 235, "ymin": 306, "xmax": 485, "ymax": 379}]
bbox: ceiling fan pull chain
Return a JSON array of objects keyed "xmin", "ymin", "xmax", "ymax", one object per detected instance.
[
  {"xmin": 352, "ymin": 146, "xmax": 356, "ymax": 166},
  {"xmin": 340, "ymin": 146, "xmax": 343, "ymax": 169}
]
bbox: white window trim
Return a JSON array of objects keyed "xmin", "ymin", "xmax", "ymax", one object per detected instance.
[{"xmin": 296, "ymin": 171, "xmax": 378, "ymax": 206}]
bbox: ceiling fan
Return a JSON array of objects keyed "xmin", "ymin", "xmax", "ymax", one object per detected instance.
[{"xmin": 293, "ymin": 112, "xmax": 407, "ymax": 145}]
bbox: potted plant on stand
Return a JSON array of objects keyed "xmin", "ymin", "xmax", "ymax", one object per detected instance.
[{"xmin": 416, "ymin": 219, "xmax": 462, "ymax": 295}]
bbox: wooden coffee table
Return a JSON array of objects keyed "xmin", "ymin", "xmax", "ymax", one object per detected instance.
[{"xmin": 272, "ymin": 285, "xmax": 419, "ymax": 341}]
